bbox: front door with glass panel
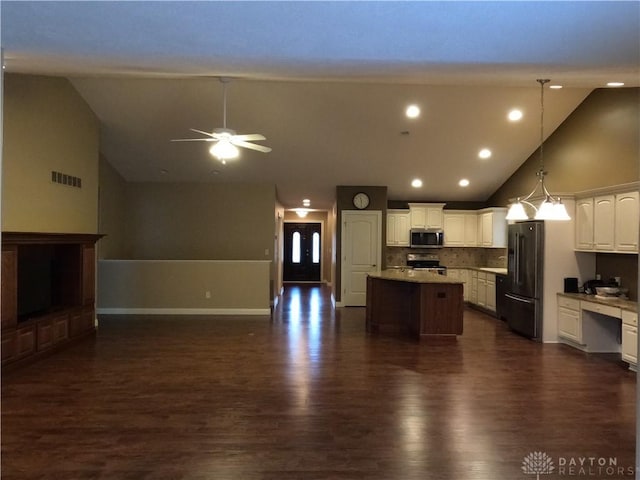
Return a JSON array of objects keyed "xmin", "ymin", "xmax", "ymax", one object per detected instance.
[{"xmin": 283, "ymin": 223, "xmax": 321, "ymax": 282}]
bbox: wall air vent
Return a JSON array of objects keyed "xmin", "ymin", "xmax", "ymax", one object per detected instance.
[{"xmin": 51, "ymin": 171, "xmax": 82, "ymax": 188}]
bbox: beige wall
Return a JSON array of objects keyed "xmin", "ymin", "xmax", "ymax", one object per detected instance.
[
  {"xmin": 97, "ymin": 259, "xmax": 270, "ymax": 312},
  {"xmin": 2, "ymin": 74, "xmax": 99, "ymax": 233},
  {"xmin": 98, "ymin": 155, "xmax": 128, "ymax": 258},
  {"xmin": 489, "ymin": 88, "xmax": 639, "ymax": 207},
  {"xmin": 122, "ymin": 182, "xmax": 276, "ymax": 260}
]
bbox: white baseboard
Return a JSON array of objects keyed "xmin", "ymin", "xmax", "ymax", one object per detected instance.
[{"xmin": 96, "ymin": 307, "xmax": 271, "ymax": 316}]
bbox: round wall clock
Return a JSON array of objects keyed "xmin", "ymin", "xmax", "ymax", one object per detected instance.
[{"xmin": 353, "ymin": 192, "xmax": 370, "ymax": 209}]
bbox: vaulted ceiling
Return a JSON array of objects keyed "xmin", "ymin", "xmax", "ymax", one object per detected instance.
[{"xmin": 2, "ymin": 1, "xmax": 639, "ymax": 210}]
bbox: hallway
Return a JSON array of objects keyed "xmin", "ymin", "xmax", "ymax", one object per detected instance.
[{"xmin": 2, "ymin": 284, "xmax": 636, "ymax": 479}]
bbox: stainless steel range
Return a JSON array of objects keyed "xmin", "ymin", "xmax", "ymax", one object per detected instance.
[{"xmin": 406, "ymin": 253, "xmax": 447, "ymax": 275}]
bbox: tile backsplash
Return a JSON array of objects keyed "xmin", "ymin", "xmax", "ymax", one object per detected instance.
[{"xmin": 386, "ymin": 247, "xmax": 508, "ymax": 268}]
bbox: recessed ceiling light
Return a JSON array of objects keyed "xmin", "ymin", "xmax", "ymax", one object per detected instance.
[
  {"xmin": 478, "ymin": 148, "xmax": 492, "ymax": 159},
  {"xmin": 508, "ymin": 109, "xmax": 523, "ymax": 122},
  {"xmin": 607, "ymin": 82, "xmax": 625, "ymax": 87},
  {"xmin": 549, "ymin": 85, "xmax": 563, "ymax": 89},
  {"xmin": 459, "ymin": 179, "xmax": 470, "ymax": 187},
  {"xmin": 411, "ymin": 178, "xmax": 423, "ymax": 188},
  {"xmin": 159, "ymin": 168, "xmax": 168, "ymax": 174},
  {"xmin": 405, "ymin": 105, "xmax": 420, "ymax": 119}
]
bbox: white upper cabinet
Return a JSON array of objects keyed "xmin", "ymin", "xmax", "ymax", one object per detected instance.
[
  {"xmin": 443, "ymin": 213, "xmax": 465, "ymax": 246},
  {"xmin": 408, "ymin": 203, "xmax": 446, "ymax": 229},
  {"xmin": 593, "ymin": 195, "xmax": 615, "ymax": 251},
  {"xmin": 386, "ymin": 210, "xmax": 410, "ymax": 246},
  {"xmin": 614, "ymin": 191, "xmax": 639, "ymax": 252},
  {"xmin": 477, "ymin": 208, "xmax": 507, "ymax": 248},
  {"xmin": 464, "ymin": 213, "xmax": 478, "ymax": 246},
  {"xmin": 575, "ymin": 197, "xmax": 594, "ymax": 250},
  {"xmin": 574, "ymin": 187, "xmax": 638, "ymax": 253},
  {"xmin": 443, "ymin": 211, "xmax": 477, "ymax": 247}
]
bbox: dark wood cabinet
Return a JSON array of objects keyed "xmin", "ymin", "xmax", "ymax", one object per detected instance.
[
  {"xmin": 366, "ymin": 275, "xmax": 463, "ymax": 340},
  {"xmin": 82, "ymin": 245, "xmax": 95, "ymax": 306},
  {"xmin": 1, "ymin": 232, "xmax": 102, "ymax": 369},
  {"xmin": 1, "ymin": 246, "xmax": 18, "ymax": 329},
  {"xmin": 16, "ymin": 325, "xmax": 36, "ymax": 360}
]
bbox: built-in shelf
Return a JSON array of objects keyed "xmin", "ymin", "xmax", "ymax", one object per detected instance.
[{"xmin": 1, "ymin": 232, "xmax": 102, "ymax": 369}]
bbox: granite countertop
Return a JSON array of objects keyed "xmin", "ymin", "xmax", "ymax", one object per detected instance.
[
  {"xmin": 448, "ymin": 266, "xmax": 508, "ymax": 275},
  {"xmin": 558, "ymin": 292, "xmax": 638, "ymax": 313},
  {"xmin": 369, "ymin": 269, "xmax": 464, "ymax": 285}
]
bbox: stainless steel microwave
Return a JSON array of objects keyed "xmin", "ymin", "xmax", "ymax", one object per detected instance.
[{"xmin": 410, "ymin": 228, "xmax": 444, "ymax": 248}]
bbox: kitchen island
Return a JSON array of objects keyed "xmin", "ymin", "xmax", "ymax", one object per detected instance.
[{"xmin": 366, "ymin": 270, "xmax": 464, "ymax": 341}]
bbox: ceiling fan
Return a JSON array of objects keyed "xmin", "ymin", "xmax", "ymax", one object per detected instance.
[{"xmin": 172, "ymin": 78, "xmax": 271, "ymax": 163}]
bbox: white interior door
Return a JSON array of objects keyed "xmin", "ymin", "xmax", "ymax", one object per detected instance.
[{"xmin": 341, "ymin": 210, "xmax": 381, "ymax": 306}]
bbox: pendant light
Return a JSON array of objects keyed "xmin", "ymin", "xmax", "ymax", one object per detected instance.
[{"xmin": 506, "ymin": 79, "xmax": 570, "ymax": 221}]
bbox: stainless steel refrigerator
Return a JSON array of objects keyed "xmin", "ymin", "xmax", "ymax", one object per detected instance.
[{"xmin": 505, "ymin": 221, "xmax": 544, "ymax": 341}]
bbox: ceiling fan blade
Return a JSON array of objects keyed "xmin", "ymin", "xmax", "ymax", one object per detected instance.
[
  {"xmin": 232, "ymin": 140, "xmax": 272, "ymax": 153},
  {"xmin": 171, "ymin": 138, "xmax": 216, "ymax": 142},
  {"xmin": 232, "ymin": 133, "xmax": 266, "ymax": 142},
  {"xmin": 189, "ymin": 128, "xmax": 218, "ymax": 138}
]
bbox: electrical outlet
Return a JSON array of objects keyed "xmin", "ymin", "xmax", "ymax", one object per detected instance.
[
  {"xmin": 615, "ymin": 276, "xmax": 621, "ymax": 285},
  {"xmin": 596, "ymin": 274, "xmax": 601, "ymax": 280},
  {"xmin": 205, "ymin": 291, "xmax": 211, "ymax": 299},
  {"xmin": 264, "ymin": 248, "xmax": 269, "ymax": 256}
]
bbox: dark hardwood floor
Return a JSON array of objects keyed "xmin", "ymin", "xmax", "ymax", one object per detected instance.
[{"xmin": 2, "ymin": 285, "xmax": 636, "ymax": 479}]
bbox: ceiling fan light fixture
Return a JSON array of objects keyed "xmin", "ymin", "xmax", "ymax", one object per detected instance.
[
  {"xmin": 172, "ymin": 78, "xmax": 271, "ymax": 158},
  {"xmin": 209, "ymin": 139, "xmax": 239, "ymax": 161}
]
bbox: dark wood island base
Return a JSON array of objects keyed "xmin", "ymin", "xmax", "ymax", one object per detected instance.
[{"xmin": 366, "ymin": 271, "xmax": 463, "ymax": 341}]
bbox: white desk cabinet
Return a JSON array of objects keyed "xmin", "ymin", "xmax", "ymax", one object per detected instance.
[
  {"xmin": 621, "ymin": 310, "xmax": 638, "ymax": 367},
  {"xmin": 576, "ymin": 188, "xmax": 638, "ymax": 253},
  {"xmin": 614, "ymin": 191, "xmax": 639, "ymax": 252},
  {"xmin": 575, "ymin": 197, "xmax": 594, "ymax": 250},
  {"xmin": 557, "ymin": 296, "xmax": 582, "ymax": 345}
]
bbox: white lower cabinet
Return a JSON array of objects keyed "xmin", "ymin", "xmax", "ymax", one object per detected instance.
[
  {"xmin": 621, "ymin": 310, "xmax": 638, "ymax": 367},
  {"xmin": 557, "ymin": 296, "xmax": 582, "ymax": 344},
  {"xmin": 460, "ymin": 269, "xmax": 470, "ymax": 302},
  {"xmin": 557, "ymin": 295, "xmax": 638, "ymax": 369},
  {"xmin": 477, "ymin": 272, "xmax": 487, "ymax": 307},
  {"xmin": 486, "ymin": 274, "xmax": 496, "ymax": 312},
  {"xmin": 470, "ymin": 270, "xmax": 478, "ymax": 304},
  {"xmin": 461, "ymin": 269, "xmax": 498, "ymax": 313}
]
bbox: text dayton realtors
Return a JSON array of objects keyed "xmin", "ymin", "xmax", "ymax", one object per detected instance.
[{"xmin": 557, "ymin": 456, "xmax": 635, "ymax": 477}]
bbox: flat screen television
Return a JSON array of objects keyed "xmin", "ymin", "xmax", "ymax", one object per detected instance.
[{"xmin": 17, "ymin": 246, "xmax": 54, "ymax": 319}]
